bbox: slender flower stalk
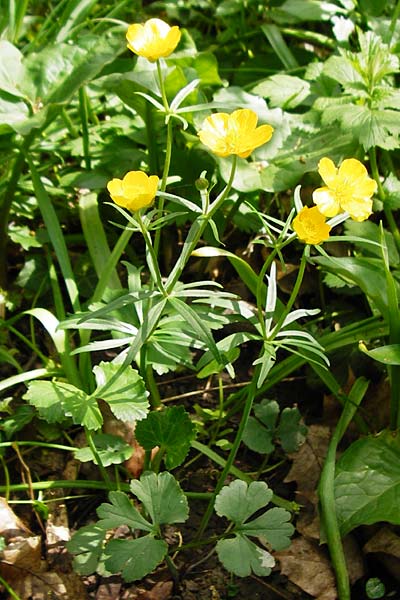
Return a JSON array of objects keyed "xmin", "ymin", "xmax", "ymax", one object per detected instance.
[{"xmin": 165, "ymin": 156, "xmax": 238, "ymax": 292}]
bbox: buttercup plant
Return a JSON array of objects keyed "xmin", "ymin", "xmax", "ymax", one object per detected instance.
[{"xmin": 1, "ymin": 5, "xmax": 397, "ymax": 600}]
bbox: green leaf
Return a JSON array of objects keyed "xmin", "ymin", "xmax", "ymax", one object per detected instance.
[
  {"xmin": 0, "ymin": 405, "xmax": 35, "ymax": 439},
  {"xmin": 97, "ymin": 490, "xmax": 152, "ymax": 532},
  {"xmin": 216, "ymin": 535, "xmax": 275, "ymax": 577},
  {"xmin": 0, "ymin": 41, "xmax": 25, "ymax": 97},
  {"xmin": 241, "ymin": 507, "xmax": 294, "ymax": 550},
  {"xmin": 359, "ymin": 343, "xmax": 400, "ymax": 365},
  {"xmin": 67, "ymin": 524, "xmax": 106, "ymax": 576},
  {"xmin": 242, "ymin": 400, "xmax": 279, "ymax": 454},
  {"xmin": 93, "ymin": 361, "xmax": 149, "ymax": 422},
  {"xmin": 104, "ymin": 537, "xmax": 167, "ymax": 582},
  {"xmin": 344, "ymin": 220, "xmax": 399, "ymax": 265},
  {"xmin": 276, "ymin": 407, "xmax": 307, "ymax": 453},
  {"xmin": 23, "ymin": 380, "xmax": 101, "ymax": 428},
  {"xmin": 279, "ymin": 0, "xmax": 343, "ymax": 21},
  {"xmin": 335, "ymin": 430, "xmax": 400, "ymax": 535},
  {"xmin": 313, "ymin": 256, "xmax": 393, "ymax": 316},
  {"xmin": 8, "ymin": 224, "xmax": 42, "ymax": 250},
  {"xmin": 252, "ymin": 75, "xmax": 310, "ymax": 109},
  {"xmin": 135, "ymin": 406, "xmax": 196, "ymax": 469},
  {"xmin": 74, "ymin": 434, "xmax": 133, "ymax": 467},
  {"xmin": 130, "ymin": 471, "xmax": 189, "ymax": 525},
  {"xmin": 215, "ymin": 480, "xmax": 273, "ymax": 524}
]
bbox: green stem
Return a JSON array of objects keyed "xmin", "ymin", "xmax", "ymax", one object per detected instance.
[
  {"xmin": 90, "ymin": 225, "xmax": 133, "ymax": 304},
  {"xmin": 388, "ymin": 0, "xmax": 400, "ymax": 46},
  {"xmin": 0, "ymin": 455, "xmax": 10, "ymax": 502},
  {"xmin": 0, "ymin": 574, "xmax": 21, "ymax": 600},
  {"xmin": 270, "ymin": 248, "xmax": 308, "ymax": 339},
  {"xmin": 153, "ymin": 69, "xmax": 174, "ymax": 261},
  {"xmin": 369, "ymin": 147, "xmax": 400, "ymax": 254},
  {"xmin": 166, "ymin": 156, "xmax": 238, "ymax": 292},
  {"xmin": 85, "ymin": 428, "xmax": 112, "ymax": 489},
  {"xmin": 144, "ymin": 362, "xmax": 162, "ymax": 409},
  {"xmin": 0, "ymin": 441, "xmax": 74, "ymax": 452},
  {"xmin": 145, "ymin": 102, "xmax": 160, "ymax": 174},
  {"xmin": 319, "ymin": 377, "xmax": 368, "ymax": 600},
  {"xmin": 165, "ymin": 554, "xmax": 180, "ymax": 585},
  {"xmin": 0, "ymin": 133, "xmax": 34, "ymax": 292},
  {"xmin": 196, "ymin": 370, "xmax": 258, "ymax": 539},
  {"xmin": 135, "ymin": 214, "xmax": 166, "ymax": 295},
  {"xmin": 0, "ymin": 479, "xmax": 212, "ymax": 500},
  {"xmin": 156, "ymin": 60, "xmax": 169, "ymax": 112},
  {"xmin": 79, "ymin": 87, "xmax": 91, "ymax": 170}
]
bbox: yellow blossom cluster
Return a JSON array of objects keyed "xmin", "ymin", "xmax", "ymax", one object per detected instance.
[
  {"xmin": 292, "ymin": 157, "xmax": 377, "ymax": 245},
  {"xmin": 107, "ymin": 17, "xmax": 376, "ymax": 244}
]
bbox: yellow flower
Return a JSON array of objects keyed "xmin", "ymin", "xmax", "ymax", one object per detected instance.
[
  {"xmin": 107, "ymin": 171, "xmax": 159, "ymax": 211},
  {"xmin": 126, "ymin": 18, "xmax": 181, "ymax": 62},
  {"xmin": 312, "ymin": 157, "xmax": 377, "ymax": 222},
  {"xmin": 198, "ymin": 109, "xmax": 274, "ymax": 158},
  {"xmin": 292, "ymin": 206, "xmax": 331, "ymax": 245}
]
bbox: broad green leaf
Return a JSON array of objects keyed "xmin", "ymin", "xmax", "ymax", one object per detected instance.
[
  {"xmin": 97, "ymin": 490, "xmax": 152, "ymax": 532},
  {"xmin": 215, "ymin": 480, "xmax": 273, "ymax": 524},
  {"xmin": 242, "ymin": 400, "xmax": 279, "ymax": 454},
  {"xmin": 359, "ymin": 343, "xmax": 400, "ymax": 365},
  {"xmin": 104, "ymin": 537, "xmax": 167, "ymax": 582},
  {"xmin": 241, "ymin": 507, "xmax": 294, "ymax": 550},
  {"xmin": 67, "ymin": 524, "xmax": 106, "ymax": 576},
  {"xmin": 0, "ymin": 405, "xmax": 35, "ymax": 440},
  {"xmin": 23, "ymin": 381, "xmax": 98, "ymax": 426},
  {"xmin": 192, "ymin": 247, "xmax": 260, "ymax": 297},
  {"xmin": 216, "ymin": 535, "xmax": 275, "ymax": 577},
  {"xmin": 279, "ymin": 0, "xmax": 343, "ymax": 21},
  {"xmin": 8, "ymin": 224, "xmax": 42, "ymax": 250},
  {"xmin": 313, "ymin": 256, "xmax": 393, "ymax": 316},
  {"xmin": 344, "ymin": 220, "xmax": 399, "ymax": 265},
  {"xmin": 93, "ymin": 361, "xmax": 149, "ymax": 422},
  {"xmin": 130, "ymin": 471, "xmax": 189, "ymax": 525},
  {"xmin": 0, "ymin": 41, "xmax": 25, "ymax": 97},
  {"xmin": 276, "ymin": 407, "xmax": 307, "ymax": 453},
  {"xmin": 252, "ymin": 75, "xmax": 310, "ymax": 109},
  {"xmin": 135, "ymin": 406, "xmax": 196, "ymax": 469},
  {"xmin": 335, "ymin": 430, "xmax": 400, "ymax": 535},
  {"xmin": 74, "ymin": 434, "xmax": 133, "ymax": 467}
]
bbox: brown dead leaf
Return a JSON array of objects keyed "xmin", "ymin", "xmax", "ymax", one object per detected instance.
[
  {"xmin": 363, "ymin": 527, "xmax": 400, "ymax": 582},
  {"xmin": 0, "ymin": 497, "xmax": 31, "ymax": 539},
  {"xmin": 136, "ymin": 581, "xmax": 174, "ymax": 600},
  {"xmin": 3, "ymin": 567, "xmax": 88, "ymax": 600},
  {"xmin": 364, "ymin": 527, "xmax": 400, "ymax": 558},
  {"xmin": 1, "ymin": 535, "xmax": 42, "ymax": 572},
  {"xmin": 96, "ymin": 580, "xmax": 122, "ymax": 599},
  {"xmin": 284, "ymin": 425, "xmax": 330, "ymax": 540},
  {"xmin": 276, "ymin": 537, "xmax": 337, "ymax": 600},
  {"xmin": 285, "ymin": 424, "xmax": 330, "ymax": 500}
]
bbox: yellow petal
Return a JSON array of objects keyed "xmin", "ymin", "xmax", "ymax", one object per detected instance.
[
  {"xmin": 107, "ymin": 178, "xmax": 123, "ymax": 197},
  {"xmin": 338, "ymin": 158, "xmax": 368, "ymax": 181},
  {"xmin": 292, "ymin": 206, "xmax": 331, "ymax": 245},
  {"xmin": 318, "ymin": 157, "xmax": 337, "ymax": 186},
  {"xmin": 231, "ymin": 109, "xmax": 258, "ymax": 132},
  {"xmin": 340, "ymin": 197, "xmax": 373, "ymax": 222},
  {"xmin": 312, "ymin": 187, "xmax": 340, "ymax": 217},
  {"xmin": 122, "ymin": 171, "xmax": 149, "ymax": 188},
  {"xmin": 355, "ymin": 177, "xmax": 377, "ymax": 198},
  {"xmin": 248, "ymin": 124, "xmax": 274, "ymax": 148}
]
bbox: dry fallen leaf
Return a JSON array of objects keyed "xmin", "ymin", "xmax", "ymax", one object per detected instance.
[
  {"xmin": 276, "ymin": 537, "xmax": 337, "ymax": 600},
  {"xmin": 284, "ymin": 424, "xmax": 330, "ymax": 500},
  {"xmin": 0, "ymin": 497, "xmax": 31, "ymax": 539},
  {"xmin": 363, "ymin": 526, "xmax": 400, "ymax": 583},
  {"xmin": 135, "ymin": 581, "xmax": 174, "ymax": 600}
]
